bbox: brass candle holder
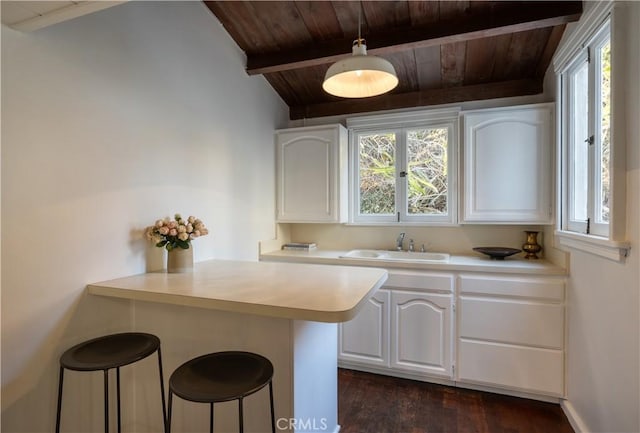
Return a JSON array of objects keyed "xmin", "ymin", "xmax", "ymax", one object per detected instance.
[{"xmin": 522, "ymin": 231, "xmax": 542, "ymax": 259}]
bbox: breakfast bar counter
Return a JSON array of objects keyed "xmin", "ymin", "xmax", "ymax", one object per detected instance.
[
  {"xmin": 88, "ymin": 259, "xmax": 388, "ymax": 323},
  {"xmin": 87, "ymin": 259, "xmax": 388, "ymax": 433}
]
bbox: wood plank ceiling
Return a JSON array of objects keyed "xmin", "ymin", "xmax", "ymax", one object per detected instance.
[{"xmin": 205, "ymin": 1, "xmax": 582, "ymax": 120}]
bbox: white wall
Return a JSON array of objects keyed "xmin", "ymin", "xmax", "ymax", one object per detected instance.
[
  {"xmin": 288, "ymin": 223, "xmax": 548, "ymax": 256},
  {"xmin": 560, "ymin": 3, "xmax": 640, "ymax": 432},
  {"xmin": 1, "ymin": 2, "xmax": 288, "ymax": 432}
]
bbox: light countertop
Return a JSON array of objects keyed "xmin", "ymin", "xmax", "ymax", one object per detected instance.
[
  {"xmin": 87, "ymin": 259, "xmax": 388, "ymax": 323},
  {"xmin": 260, "ymin": 249, "xmax": 566, "ymax": 275}
]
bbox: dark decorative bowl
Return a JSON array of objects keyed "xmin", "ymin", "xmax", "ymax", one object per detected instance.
[{"xmin": 473, "ymin": 247, "xmax": 522, "ymax": 260}]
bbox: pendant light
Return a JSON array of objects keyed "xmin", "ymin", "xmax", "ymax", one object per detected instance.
[{"xmin": 322, "ymin": 7, "xmax": 398, "ymax": 98}]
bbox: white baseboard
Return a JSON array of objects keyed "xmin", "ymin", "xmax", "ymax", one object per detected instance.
[
  {"xmin": 561, "ymin": 399, "xmax": 590, "ymax": 433},
  {"xmin": 338, "ymin": 363, "xmax": 561, "ymax": 403}
]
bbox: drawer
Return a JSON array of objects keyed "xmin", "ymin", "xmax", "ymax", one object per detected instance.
[
  {"xmin": 385, "ymin": 271, "xmax": 454, "ymax": 293},
  {"xmin": 459, "ymin": 297, "xmax": 564, "ymax": 348},
  {"xmin": 459, "ymin": 274, "xmax": 564, "ymax": 300},
  {"xmin": 458, "ymin": 339, "xmax": 563, "ymax": 396}
]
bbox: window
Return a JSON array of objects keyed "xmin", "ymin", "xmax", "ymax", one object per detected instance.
[
  {"xmin": 553, "ymin": 3, "xmax": 630, "ymax": 261},
  {"xmin": 348, "ymin": 109, "xmax": 458, "ymax": 225},
  {"xmin": 560, "ymin": 20, "xmax": 611, "ymax": 237}
]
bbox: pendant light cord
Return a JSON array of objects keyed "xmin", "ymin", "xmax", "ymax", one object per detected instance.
[
  {"xmin": 358, "ymin": 6, "xmax": 361, "ymax": 42},
  {"xmin": 356, "ymin": 3, "xmax": 364, "ymax": 47}
]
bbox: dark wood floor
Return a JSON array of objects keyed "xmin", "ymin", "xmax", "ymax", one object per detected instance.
[{"xmin": 338, "ymin": 369, "xmax": 574, "ymax": 433}]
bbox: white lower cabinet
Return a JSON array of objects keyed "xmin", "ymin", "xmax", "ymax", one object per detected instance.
[
  {"xmin": 391, "ymin": 290, "xmax": 452, "ymax": 378},
  {"xmin": 339, "ymin": 270, "xmax": 454, "ymax": 380},
  {"xmin": 339, "ymin": 268, "xmax": 566, "ymax": 400},
  {"xmin": 457, "ymin": 340, "xmax": 563, "ymax": 396},
  {"xmin": 339, "ymin": 289, "xmax": 389, "ymax": 367},
  {"xmin": 457, "ymin": 274, "xmax": 565, "ymax": 397}
]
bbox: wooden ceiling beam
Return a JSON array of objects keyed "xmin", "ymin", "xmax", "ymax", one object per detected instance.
[
  {"xmin": 246, "ymin": 2, "xmax": 582, "ymax": 76},
  {"xmin": 289, "ymin": 79, "xmax": 543, "ymax": 120}
]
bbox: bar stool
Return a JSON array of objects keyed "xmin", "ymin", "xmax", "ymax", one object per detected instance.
[
  {"xmin": 167, "ymin": 351, "xmax": 275, "ymax": 433},
  {"xmin": 55, "ymin": 332, "xmax": 167, "ymax": 433}
]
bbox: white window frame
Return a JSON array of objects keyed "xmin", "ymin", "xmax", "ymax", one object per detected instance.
[
  {"xmin": 562, "ymin": 50, "xmax": 590, "ymax": 234},
  {"xmin": 554, "ymin": 1, "xmax": 630, "ymax": 261},
  {"xmin": 347, "ymin": 108, "xmax": 459, "ymax": 226},
  {"xmin": 590, "ymin": 27, "xmax": 612, "ymax": 235},
  {"xmin": 561, "ymin": 27, "xmax": 613, "ymax": 237}
]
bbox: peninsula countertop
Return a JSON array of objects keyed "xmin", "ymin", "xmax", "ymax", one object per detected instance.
[{"xmin": 87, "ymin": 259, "xmax": 388, "ymax": 323}]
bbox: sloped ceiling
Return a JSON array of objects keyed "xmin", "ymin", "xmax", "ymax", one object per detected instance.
[{"xmin": 205, "ymin": 1, "xmax": 582, "ymax": 120}]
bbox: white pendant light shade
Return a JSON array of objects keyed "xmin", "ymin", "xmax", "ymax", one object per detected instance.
[{"xmin": 323, "ymin": 42, "xmax": 398, "ymax": 98}]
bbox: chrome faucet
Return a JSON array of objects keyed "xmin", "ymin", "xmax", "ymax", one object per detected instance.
[
  {"xmin": 396, "ymin": 232, "xmax": 405, "ymax": 251},
  {"xmin": 408, "ymin": 239, "xmax": 414, "ymax": 252}
]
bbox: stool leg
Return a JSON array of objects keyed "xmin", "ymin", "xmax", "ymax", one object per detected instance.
[
  {"xmin": 104, "ymin": 370, "xmax": 109, "ymax": 433},
  {"xmin": 116, "ymin": 367, "xmax": 121, "ymax": 433},
  {"xmin": 238, "ymin": 398, "xmax": 243, "ymax": 433},
  {"xmin": 209, "ymin": 403, "xmax": 214, "ymax": 433},
  {"xmin": 156, "ymin": 347, "xmax": 168, "ymax": 433},
  {"xmin": 167, "ymin": 391, "xmax": 173, "ymax": 433},
  {"xmin": 268, "ymin": 382, "xmax": 275, "ymax": 433},
  {"xmin": 55, "ymin": 366, "xmax": 65, "ymax": 433}
]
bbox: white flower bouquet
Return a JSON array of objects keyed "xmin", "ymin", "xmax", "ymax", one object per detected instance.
[{"xmin": 144, "ymin": 214, "xmax": 209, "ymax": 251}]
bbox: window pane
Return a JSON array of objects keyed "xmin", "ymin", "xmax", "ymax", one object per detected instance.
[
  {"xmin": 570, "ymin": 62, "xmax": 589, "ymax": 222},
  {"xmin": 598, "ymin": 40, "xmax": 611, "ymax": 223},
  {"xmin": 358, "ymin": 133, "xmax": 396, "ymax": 215},
  {"xmin": 406, "ymin": 128, "xmax": 448, "ymax": 215}
]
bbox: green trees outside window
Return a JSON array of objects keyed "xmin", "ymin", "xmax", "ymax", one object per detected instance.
[{"xmin": 358, "ymin": 128, "xmax": 449, "ymax": 217}]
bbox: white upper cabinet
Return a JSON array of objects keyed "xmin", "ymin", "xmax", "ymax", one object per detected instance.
[
  {"xmin": 276, "ymin": 124, "xmax": 348, "ymax": 223},
  {"xmin": 461, "ymin": 103, "xmax": 553, "ymax": 224}
]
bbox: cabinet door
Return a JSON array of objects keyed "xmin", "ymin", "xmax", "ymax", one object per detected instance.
[
  {"xmin": 276, "ymin": 125, "xmax": 347, "ymax": 222},
  {"xmin": 390, "ymin": 291, "xmax": 453, "ymax": 378},
  {"xmin": 462, "ymin": 104, "xmax": 553, "ymax": 223},
  {"xmin": 339, "ymin": 289, "xmax": 390, "ymax": 367}
]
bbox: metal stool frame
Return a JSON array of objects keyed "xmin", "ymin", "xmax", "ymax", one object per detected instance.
[
  {"xmin": 55, "ymin": 332, "xmax": 167, "ymax": 433},
  {"xmin": 167, "ymin": 351, "xmax": 275, "ymax": 433}
]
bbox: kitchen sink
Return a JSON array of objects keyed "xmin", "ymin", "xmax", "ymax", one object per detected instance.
[
  {"xmin": 340, "ymin": 249, "xmax": 450, "ymax": 263},
  {"xmin": 340, "ymin": 250, "xmax": 389, "ymax": 259}
]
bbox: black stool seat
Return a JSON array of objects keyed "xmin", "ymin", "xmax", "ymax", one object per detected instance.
[
  {"xmin": 170, "ymin": 351, "xmax": 273, "ymax": 402},
  {"xmin": 60, "ymin": 333, "xmax": 160, "ymax": 371},
  {"xmin": 168, "ymin": 351, "xmax": 275, "ymax": 433},
  {"xmin": 55, "ymin": 332, "xmax": 167, "ymax": 433}
]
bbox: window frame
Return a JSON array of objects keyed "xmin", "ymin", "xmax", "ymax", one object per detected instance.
[
  {"xmin": 347, "ymin": 108, "xmax": 459, "ymax": 226},
  {"xmin": 559, "ymin": 19, "xmax": 611, "ymax": 238},
  {"xmin": 351, "ymin": 127, "xmax": 401, "ymax": 224},
  {"xmin": 562, "ymin": 50, "xmax": 590, "ymax": 234},
  {"xmin": 553, "ymin": 1, "xmax": 630, "ymax": 261},
  {"xmin": 590, "ymin": 26, "xmax": 612, "ymax": 235}
]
